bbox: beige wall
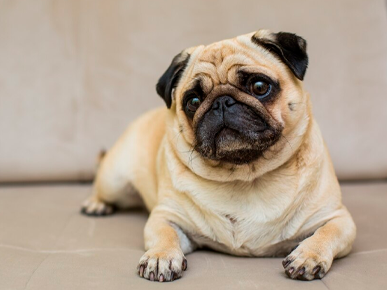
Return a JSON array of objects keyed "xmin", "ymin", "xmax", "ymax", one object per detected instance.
[{"xmin": 0, "ymin": 0, "xmax": 387, "ymax": 182}]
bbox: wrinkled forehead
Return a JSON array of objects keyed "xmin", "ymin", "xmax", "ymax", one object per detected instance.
[{"xmin": 182, "ymin": 33, "xmax": 283, "ymax": 94}]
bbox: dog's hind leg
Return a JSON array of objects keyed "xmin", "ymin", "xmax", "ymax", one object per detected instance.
[
  {"xmin": 81, "ymin": 181, "xmax": 143, "ymax": 216},
  {"xmin": 80, "ymin": 108, "xmax": 165, "ymax": 216},
  {"xmin": 80, "ymin": 149, "xmax": 144, "ymax": 216}
]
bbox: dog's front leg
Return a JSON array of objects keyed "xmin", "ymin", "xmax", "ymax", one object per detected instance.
[
  {"xmin": 137, "ymin": 207, "xmax": 194, "ymax": 282},
  {"xmin": 282, "ymin": 206, "xmax": 356, "ymax": 280}
]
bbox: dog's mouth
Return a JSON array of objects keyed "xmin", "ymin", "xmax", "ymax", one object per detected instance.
[
  {"xmin": 194, "ymin": 105, "xmax": 282, "ymax": 165},
  {"xmin": 196, "ymin": 127, "xmax": 279, "ymax": 165},
  {"xmin": 214, "ymin": 127, "xmax": 264, "ymax": 164}
]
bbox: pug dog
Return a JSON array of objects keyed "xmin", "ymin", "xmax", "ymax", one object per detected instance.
[{"xmin": 81, "ymin": 29, "xmax": 356, "ymax": 282}]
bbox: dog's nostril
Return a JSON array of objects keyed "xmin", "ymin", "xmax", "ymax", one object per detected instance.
[
  {"xmin": 224, "ymin": 97, "xmax": 236, "ymax": 107},
  {"xmin": 212, "ymin": 100, "xmax": 221, "ymax": 110},
  {"xmin": 212, "ymin": 96, "xmax": 236, "ymax": 110}
]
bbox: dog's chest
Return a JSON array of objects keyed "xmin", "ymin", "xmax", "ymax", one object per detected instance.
[
  {"xmin": 190, "ymin": 207, "xmax": 284, "ymax": 256},
  {"xmin": 185, "ymin": 180, "xmax": 302, "ymax": 256}
]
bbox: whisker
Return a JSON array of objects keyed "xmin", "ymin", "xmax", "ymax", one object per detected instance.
[
  {"xmin": 188, "ymin": 145, "xmax": 197, "ymax": 169},
  {"xmin": 247, "ymin": 164, "xmax": 252, "ymax": 181},
  {"xmin": 281, "ymin": 134, "xmax": 293, "ymax": 154},
  {"xmin": 227, "ymin": 165, "xmax": 236, "ymax": 179}
]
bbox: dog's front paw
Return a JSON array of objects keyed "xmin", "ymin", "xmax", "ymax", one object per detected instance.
[
  {"xmin": 137, "ymin": 248, "xmax": 187, "ymax": 282},
  {"xmin": 282, "ymin": 243, "xmax": 333, "ymax": 280}
]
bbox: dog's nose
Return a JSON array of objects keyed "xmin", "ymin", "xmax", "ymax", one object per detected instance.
[{"xmin": 212, "ymin": 96, "xmax": 236, "ymax": 110}]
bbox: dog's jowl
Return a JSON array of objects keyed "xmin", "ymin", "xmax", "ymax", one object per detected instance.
[{"xmin": 81, "ymin": 29, "xmax": 356, "ymax": 282}]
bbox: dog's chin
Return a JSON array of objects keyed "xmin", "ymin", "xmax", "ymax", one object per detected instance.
[
  {"xmin": 195, "ymin": 127, "xmax": 270, "ymax": 165},
  {"xmin": 213, "ymin": 128, "xmax": 262, "ymax": 164},
  {"xmin": 215, "ymin": 148, "xmax": 262, "ymax": 165}
]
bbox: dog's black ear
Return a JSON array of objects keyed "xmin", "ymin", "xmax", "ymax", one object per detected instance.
[
  {"xmin": 252, "ymin": 32, "xmax": 308, "ymax": 80},
  {"xmin": 156, "ymin": 51, "xmax": 190, "ymax": 108}
]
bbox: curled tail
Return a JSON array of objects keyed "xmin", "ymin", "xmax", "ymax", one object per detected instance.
[{"xmin": 96, "ymin": 149, "xmax": 107, "ymax": 169}]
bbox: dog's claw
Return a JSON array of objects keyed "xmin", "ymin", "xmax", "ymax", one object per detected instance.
[
  {"xmin": 182, "ymin": 258, "xmax": 188, "ymax": 271},
  {"xmin": 298, "ymin": 267, "xmax": 305, "ymax": 276},
  {"xmin": 139, "ymin": 265, "xmax": 144, "ymax": 277},
  {"xmin": 312, "ymin": 266, "xmax": 321, "ymax": 275},
  {"xmin": 282, "ymin": 259, "xmax": 292, "ymax": 268}
]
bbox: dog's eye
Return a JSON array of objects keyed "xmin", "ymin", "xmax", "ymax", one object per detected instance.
[
  {"xmin": 187, "ymin": 97, "xmax": 201, "ymax": 111},
  {"xmin": 185, "ymin": 96, "xmax": 201, "ymax": 117},
  {"xmin": 250, "ymin": 80, "xmax": 271, "ymax": 98}
]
